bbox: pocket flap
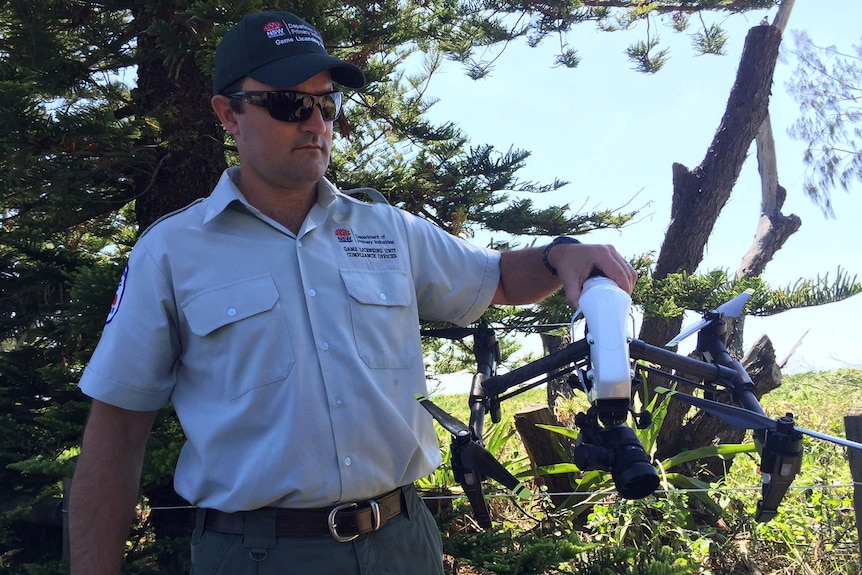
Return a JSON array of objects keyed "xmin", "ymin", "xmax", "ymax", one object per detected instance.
[
  {"xmin": 183, "ymin": 274, "xmax": 279, "ymax": 336},
  {"xmin": 340, "ymin": 269, "xmax": 412, "ymax": 306}
]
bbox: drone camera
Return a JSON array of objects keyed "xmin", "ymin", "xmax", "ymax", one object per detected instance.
[{"xmin": 573, "ymin": 420, "xmax": 659, "ymax": 500}]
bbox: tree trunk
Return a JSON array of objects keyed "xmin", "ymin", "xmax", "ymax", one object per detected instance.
[
  {"xmin": 639, "ymin": 24, "xmax": 784, "ymax": 452},
  {"xmin": 132, "ymin": 7, "xmax": 226, "ymax": 232},
  {"xmin": 514, "ymin": 405, "xmax": 573, "ymax": 507},
  {"xmin": 542, "ymin": 333, "xmax": 574, "ymax": 413},
  {"xmin": 728, "ymin": 1, "xmax": 800, "ymax": 356}
]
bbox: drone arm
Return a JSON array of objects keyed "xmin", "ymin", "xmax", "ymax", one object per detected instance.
[
  {"xmin": 695, "ymin": 324, "xmax": 805, "ymax": 522},
  {"xmin": 694, "ymin": 325, "xmax": 766, "ymax": 417},
  {"xmin": 482, "ymin": 339, "xmax": 591, "ymax": 395},
  {"xmin": 628, "ymin": 339, "xmax": 732, "ymax": 384}
]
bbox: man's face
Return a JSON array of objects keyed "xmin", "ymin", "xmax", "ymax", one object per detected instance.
[{"xmin": 214, "ymin": 71, "xmax": 336, "ymax": 195}]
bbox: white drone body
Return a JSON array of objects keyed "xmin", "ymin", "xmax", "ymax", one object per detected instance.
[{"xmin": 577, "ymin": 276, "xmax": 633, "ymax": 404}]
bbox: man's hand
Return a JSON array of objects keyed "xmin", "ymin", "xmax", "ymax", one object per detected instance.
[
  {"xmin": 493, "ymin": 241, "xmax": 637, "ymax": 308},
  {"xmin": 549, "ymin": 242, "xmax": 637, "ymax": 306}
]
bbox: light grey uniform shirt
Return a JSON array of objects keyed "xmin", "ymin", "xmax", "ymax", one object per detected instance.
[{"xmin": 79, "ymin": 168, "xmax": 501, "ymax": 512}]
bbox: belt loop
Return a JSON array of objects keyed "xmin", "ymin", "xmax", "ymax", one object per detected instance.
[
  {"xmin": 400, "ymin": 485, "xmax": 413, "ymax": 520},
  {"xmin": 242, "ymin": 507, "xmax": 278, "ymax": 557},
  {"xmin": 193, "ymin": 508, "xmax": 207, "ymax": 544}
]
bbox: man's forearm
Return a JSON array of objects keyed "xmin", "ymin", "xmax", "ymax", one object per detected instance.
[
  {"xmin": 493, "ymin": 246, "xmax": 562, "ymax": 305},
  {"xmin": 69, "ymin": 402, "xmax": 156, "ymax": 575}
]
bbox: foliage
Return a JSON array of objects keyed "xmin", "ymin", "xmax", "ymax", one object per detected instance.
[
  {"xmin": 442, "ymin": 520, "xmax": 700, "ymax": 575},
  {"xmin": 634, "ymin": 265, "xmax": 862, "ymax": 320},
  {"xmin": 786, "ymin": 30, "xmax": 862, "ymax": 218},
  {"xmin": 435, "ymin": 370, "xmax": 862, "ymax": 574}
]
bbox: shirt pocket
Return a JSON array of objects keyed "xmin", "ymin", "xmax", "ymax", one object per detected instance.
[
  {"xmin": 182, "ymin": 274, "xmax": 295, "ymax": 399},
  {"xmin": 340, "ymin": 269, "xmax": 416, "ymax": 369}
]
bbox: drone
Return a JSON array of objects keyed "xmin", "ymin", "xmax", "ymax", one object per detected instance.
[{"xmin": 418, "ymin": 278, "xmax": 862, "ymax": 526}]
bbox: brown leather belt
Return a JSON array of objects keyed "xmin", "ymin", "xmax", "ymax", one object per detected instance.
[{"xmin": 203, "ymin": 487, "xmax": 405, "ymax": 542}]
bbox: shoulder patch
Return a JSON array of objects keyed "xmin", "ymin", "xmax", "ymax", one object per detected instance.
[{"xmin": 105, "ymin": 264, "xmax": 129, "ymax": 325}]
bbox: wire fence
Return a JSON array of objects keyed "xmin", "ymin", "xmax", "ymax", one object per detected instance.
[{"xmin": 139, "ymin": 481, "xmax": 859, "ymax": 513}]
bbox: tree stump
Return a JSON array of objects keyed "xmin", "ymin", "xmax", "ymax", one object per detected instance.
[{"xmin": 514, "ymin": 404, "xmax": 573, "ymax": 507}]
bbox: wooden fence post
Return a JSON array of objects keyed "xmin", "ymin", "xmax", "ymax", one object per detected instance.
[
  {"xmin": 843, "ymin": 405, "xmax": 862, "ymax": 561},
  {"xmin": 514, "ymin": 404, "xmax": 573, "ymax": 507}
]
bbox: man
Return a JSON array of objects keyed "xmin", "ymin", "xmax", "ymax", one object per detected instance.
[{"xmin": 68, "ymin": 10, "xmax": 637, "ymax": 575}]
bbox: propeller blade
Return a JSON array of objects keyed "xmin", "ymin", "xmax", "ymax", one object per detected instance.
[
  {"xmin": 460, "ymin": 442, "xmax": 532, "ymax": 499},
  {"xmin": 666, "ymin": 289, "xmax": 755, "ymax": 346},
  {"xmin": 656, "ymin": 388, "xmax": 862, "ymax": 452},
  {"xmin": 666, "ymin": 318, "xmax": 710, "ymax": 347},
  {"xmin": 716, "ymin": 289, "xmax": 754, "ymax": 318},
  {"xmin": 415, "ymin": 394, "xmax": 470, "ymax": 437},
  {"xmin": 796, "ymin": 427, "xmax": 862, "ymax": 452},
  {"xmin": 654, "ymin": 387, "xmax": 777, "ymax": 431}
]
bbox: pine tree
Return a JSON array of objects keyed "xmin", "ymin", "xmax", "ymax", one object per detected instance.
[{"xmin": 1, "ymin": 1, "xmax": 817, "ymax": 571}]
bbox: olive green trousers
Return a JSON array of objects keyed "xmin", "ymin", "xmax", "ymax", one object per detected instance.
[{"xmin": 190, "ymin": 485, "xmax": 444, "ymax": 575}]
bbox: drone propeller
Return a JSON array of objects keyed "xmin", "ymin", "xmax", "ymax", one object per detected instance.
[
  {"xmin": 415, "ymin": 394, "xmax": 532, "ymax": 498},
  {"xmin": 667, "ymin": 289, "xmax": 754, "ymax": 346},
  {"xmin": 415, "ymin": 394, "xmax": 471, "ymax": 437},
  {"xmin": 655, "ymin": 387, "xmax": 862, "ymax": 452}
]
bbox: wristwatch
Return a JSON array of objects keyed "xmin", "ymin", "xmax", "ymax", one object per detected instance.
[{"xmin": 541, "ymin": 236, "xmax": 581, "ymax": 276}]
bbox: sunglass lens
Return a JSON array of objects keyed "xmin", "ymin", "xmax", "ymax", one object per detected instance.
[
  {"xmin": 318, "ymin": 96, "xmax": 338, "ymax": 121},
  {"xmin": 267, "ymin": 92, "xmax": 341, "ymax": 122},
  {"xmin": 268, "ymin": 93, "xmax": 307, "ymax": 122}
]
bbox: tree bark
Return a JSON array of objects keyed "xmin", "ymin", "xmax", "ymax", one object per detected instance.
[
  {"xmin": 638, "ymin": 24, "xmax": 784, "ymax": 453},
  {"xmin": 132, "ymin": 8, "xmax": 226, "ymax": 232},
  {"xmin": 542, "ymin": 333, "xmax": 574, "ymax": 412}
]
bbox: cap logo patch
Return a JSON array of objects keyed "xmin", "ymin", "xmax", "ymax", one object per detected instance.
[
  {"xmin": 263, "ymin": 21, "xmax": 285, "ymax": 39},
  {"xmin": 263, "ymin": 20, "xmax": 325, "ymax": 49}
]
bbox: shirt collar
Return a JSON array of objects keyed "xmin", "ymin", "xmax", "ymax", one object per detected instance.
[{"xmin": 203, "ymin": 167, "xmax": 343, "ymax": 226}]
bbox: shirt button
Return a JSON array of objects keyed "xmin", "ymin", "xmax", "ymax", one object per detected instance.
[
  {"xmin": 308, "ymin": 289, "xmax": 317, "ymax": 297},
  {"xmin": 227, "ymin": 308, "xmax": 237, "ymax": 317},
  {"xmin": 335, "ymin": 398, "xmax": 344, "ymax": 407},
  {"xmin": 297, "ymin": 240, "xmax": 303, "ymax": 248},
  {"xmin": 379, "ymin": 293, "xmax": 387, "ymax": 301},
  {"xmin": 344, "ymin": 457, "xmax": 352, "ymax": 466},
  {"xmin": 321, "ymin": 342, "xmax": 330, "ymax": 351}
]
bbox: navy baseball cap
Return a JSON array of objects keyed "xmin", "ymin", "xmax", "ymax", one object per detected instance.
[{"xmin": 213, "ymin": 11, "xmax": 366, "ymax": 95}]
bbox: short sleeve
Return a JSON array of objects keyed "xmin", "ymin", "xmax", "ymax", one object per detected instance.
[
  {"xmin": 78, "ymin": 241, "xmax": 180, "ymax": 411},
  {"xmin": 399, "ymin": 211, "xmax": 501, "ymax": 326}
]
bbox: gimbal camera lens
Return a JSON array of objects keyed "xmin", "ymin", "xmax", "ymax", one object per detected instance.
[{"xmin": 573, "ymin": 424, "xmax": 659, "ymax": 500}]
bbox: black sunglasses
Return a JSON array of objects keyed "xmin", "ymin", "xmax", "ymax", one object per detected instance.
[{"xmin": 226, "ymin": 90, "xmax": 344, "ymax": 123}]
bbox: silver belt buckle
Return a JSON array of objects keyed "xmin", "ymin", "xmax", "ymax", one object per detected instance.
[{"xmin": 327, "ymin": 500, "xmax": 381, "ymax": 543}]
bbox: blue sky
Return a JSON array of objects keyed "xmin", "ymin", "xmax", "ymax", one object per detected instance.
[{"xmin": 420, "ymin": 1, "xmax": 861, "ymax": 375}]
